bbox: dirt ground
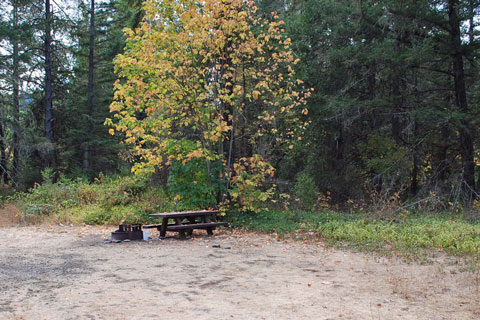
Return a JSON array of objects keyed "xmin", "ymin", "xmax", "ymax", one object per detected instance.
[
  {"xmin": 0, "ymin": 205, "xmax": 21, "ymax": 227},
  {"xmin": 0, "ymin": 223, "xmax": 479, "ymax": 320}
]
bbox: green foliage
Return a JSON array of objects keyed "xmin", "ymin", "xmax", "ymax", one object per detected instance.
[
  {"xmin": 108, "ymin": 0, "xmax": 309, "ymax": 212},
  {"xmin": 3, "ymin": 0, "xmax": 480, "ymax": 216},
  {"xmin": 227, "ymin": 210, "xmax": 480, "ymax": 258},
  {"xmin": 167, "ymin": 159, "xmax": 223, "ymax": 210},
  {"xmin": 358, "ymin": 134, "xmax": 407, "ymax": 174},
  {"xmin": 41, "ymin": 168, "xmax": 55, "ymax": 185},
  {"xmin": 228, "ymin": 156, "xmax": 276, "ymax": 213},
  {"xmin": 57, "ymin": 0, "xmax": 127, "ymax": 179},
  {"xmin": 16, "ymin": 175, "xmax": 172, "ymax": 224},
  {"xmin": 293, "ymin": 172, "xmax": 319, "ymax": 210},
  {"xmin": 0, "ymin": 185, "xmax": 15, "ymax": 203},
  {"xmin": 278, "ymin": 0, "xmax": 480, "ymax": 204},
  {"xmin": 317, "ymin": 215, "xmax": 480, "ymax": 257}
]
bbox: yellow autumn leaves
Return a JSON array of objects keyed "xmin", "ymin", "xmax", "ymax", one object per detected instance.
[{"xmin": 107, "ymin": 0, "xmax": 310, "ymax": 210}]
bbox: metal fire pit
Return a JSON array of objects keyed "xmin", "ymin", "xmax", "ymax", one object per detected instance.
[{"xmin": 111, "ymin": 224, "xmax": 143, "ymax": 241}]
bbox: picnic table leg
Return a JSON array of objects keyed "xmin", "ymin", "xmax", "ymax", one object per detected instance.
[
  {"xmin": 174, "ymin": 217, "xmax": 187, "ymax": 239},
  {"xmin": 204, "ymin": 215, "xmax": 214, "ymax": 235},
  {"xmin": 187, "ymin": 217, "xmax": 195, "ymax": 236},
  {"xmin": 206, "ymin": 227, "xmax": 214, "ymax": 235},
  {"xmin": 159, "ymin": 218, "xmax": 168, "ymax": 238}
]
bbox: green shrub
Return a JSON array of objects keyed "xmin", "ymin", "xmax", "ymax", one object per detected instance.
[
  {"xmin": 41, "ymin": 168, "xmax": 56, "ymax": 185},
  {"xmin": 167, "ymin": 159, "xmax": 223, "ymax": 210},
  {"xmin": 293, "ymin": 172, "xmax": 319, "ymax": 210},
  {"xmin": 0, "ymin": 185, "xmax": 15, "ymax": 203},
  {"xmin": 83, "ymin": 207, "xmax": 112, "ymax": 225},
  {"xmin": 16, "ymin": 174, "xmax": 172, "ymax": 224}
]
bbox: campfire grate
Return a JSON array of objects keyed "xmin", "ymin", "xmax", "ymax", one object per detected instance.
[{"xmin": 111, "ymin": 224, "xmax": 143, "ymax": 241}]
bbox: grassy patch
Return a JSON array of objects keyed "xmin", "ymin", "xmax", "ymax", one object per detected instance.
[
  {"xmin": 11, "ymin": 175, "xmax": 480, "ymax": 260},
  {"xmin": 227, "ymin": 210, "xmax": 480, "ymax": 258},
  {"xmin": 14, "ymin": 175, "xmax": 174, "ymax": 225}
]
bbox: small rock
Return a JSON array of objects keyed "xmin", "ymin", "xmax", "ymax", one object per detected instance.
[
  {"xmin": 212, "ymin": 244, "xmax": 221, "ymax": 248},
  {"xmin": 113, "ymin": 240, "xmax": 122, "ymax": 243},
  {"xmin": 123, "ymin": 239, "xmax": 131, "ymax": 242},
  {"xmin": 224, "ymin": 246, "xmax": 231, "ymax": 250}
]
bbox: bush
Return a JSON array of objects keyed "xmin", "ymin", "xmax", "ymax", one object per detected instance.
[
  {"xmin": 167, "ymin": 159, "xmax": 222, "ymax": 210},
  {"xmin": 0, "ymin": 185, "xmax": 15, "ymax": 203},
  {"xmin": 293, "ymin": 172, "xmax": 319, "ymax": 210},
  {"xmin": 16, "ymin": 174, "xmax": 173, "ymax": 224},
  {"xmin": 41, "ymin": 168, "xmax": 56, "ymax": 185}
]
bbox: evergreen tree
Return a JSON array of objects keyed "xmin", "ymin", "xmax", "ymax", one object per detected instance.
[
  {"xmin": 285, "ymin": 0, "xmax": 480, "ymax": 205},
  {"xmin": 58, "ymin": 0, "xmax": 131, "ymax": 177}
]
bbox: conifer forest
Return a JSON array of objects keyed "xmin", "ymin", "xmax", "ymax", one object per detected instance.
[{"xmin": 2, "ymin": 0, "xmax": 480, "ymax": 213}]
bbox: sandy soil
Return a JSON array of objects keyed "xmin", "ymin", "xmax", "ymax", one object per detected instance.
[{"xmin": 0, "ymin": 224, "xmax": 479, "ymax": 320}]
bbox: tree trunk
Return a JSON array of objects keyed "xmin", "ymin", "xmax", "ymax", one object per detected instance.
[
  {"xmin": 411, "ymin": 120, "xmax": 419, "ymax": 195},
  {"xmin": 12, "ymin": 0, "xmax": 20, "ymax": 183},
  {"xmin": 467, "ymin": 0, "xmax": 480, "ymax": 193},
  {"xmin": 83, "ymin": 0, "xmax": 95, "ymax": 173},
  {"xmin": 0, "ymin": 122, "xmax": 8, "ymax": 185},
  {"xmin": 44, "ymin": 0, "xmax": 56, "ymax": 169},
  {"xmin": 469, "ymin": 0, "xmax": 475, "ymax": 44},
  {"xmin": 325, "ymin": 121, "xmax": 347, "ymax": 202},
  {"xmin": 438, "ymin": 124, "xmax": 450, "ymax": 183},
  {"xmin": 392, "ymin": 40, "xmax": 406, "ymax": 145},
  {"xmin": 220, "ymin": 41, "xmax": 235, "ymax": 204},
  {"xmin": 365, "ymin": 58, "xmax": 382, "ymax": 193},
  {"xmin": 448, "ymin": 0, "xmax": 475, "ymax": 198}
]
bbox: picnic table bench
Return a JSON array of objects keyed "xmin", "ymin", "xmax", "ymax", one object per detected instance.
[{"xmin": 144, "ymin": 210, "xmax": 228, "ymax": 238}]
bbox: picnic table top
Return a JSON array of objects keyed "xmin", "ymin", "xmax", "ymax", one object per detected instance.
[{"xmin": 149, "ymin": 210, "xmax": 221, "ymax": 218}]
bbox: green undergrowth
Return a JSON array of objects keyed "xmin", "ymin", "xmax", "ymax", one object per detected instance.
[
  {"xmin": 14, "ymin": 175, "xmax": 175, "ymax": 225},
  {"xmin": 227, "ymin": 210, "xmax": 480, "ymax": 259},
  {"xmin": 11, "ymin": 174, "xmax": 480, "ymax": 261}
]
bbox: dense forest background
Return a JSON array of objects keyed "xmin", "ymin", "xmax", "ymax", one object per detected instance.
[{"xmin": 2, "ymin": 0, "xmax": 480, "ymax": 211}]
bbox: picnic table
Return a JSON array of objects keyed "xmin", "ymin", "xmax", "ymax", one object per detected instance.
[{"xmin": 144, "ymin": 210, "xmax": 228, "ymax": 238}]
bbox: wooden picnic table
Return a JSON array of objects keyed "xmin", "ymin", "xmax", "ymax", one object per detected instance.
[{"xmin": 144, "ymin": 210, "xmax": 228, "ymax": 238}]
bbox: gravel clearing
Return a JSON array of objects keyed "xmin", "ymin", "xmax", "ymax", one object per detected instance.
[{"xmin": 0, "ymin": 225, "xmax": 479, "ymax": 320}]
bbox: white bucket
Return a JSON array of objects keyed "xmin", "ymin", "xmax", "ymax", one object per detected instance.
[{"xmin": 143, "ymin": 229, "xmax": 150, "ymax": 240}]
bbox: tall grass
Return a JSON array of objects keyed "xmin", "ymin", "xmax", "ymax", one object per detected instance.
[
  {"xmin": 11, "ymin": 173, "xmax": 480, "ymax": 259},
  {"xmin": 227, "ymin": 210, "xmax": 480, "ymax": 257},
  {"xmin": 15, "ymin": 175, "xmax": 173, "ymax": 225}
]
